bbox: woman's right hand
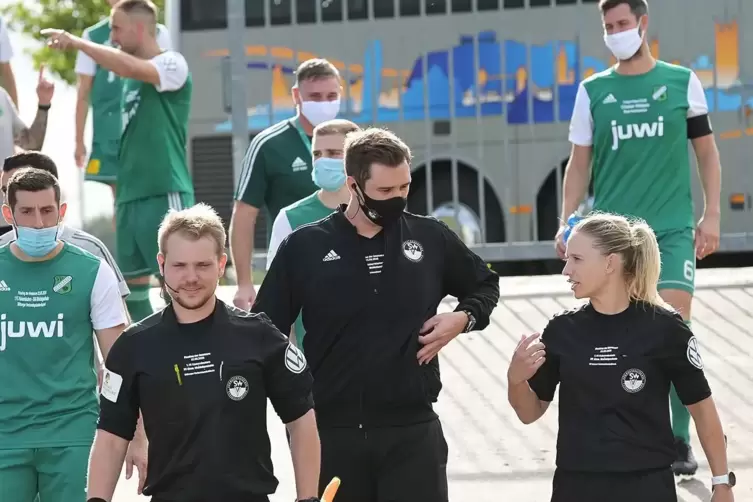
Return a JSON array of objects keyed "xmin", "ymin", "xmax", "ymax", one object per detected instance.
[{"xmin": 507, "ymin": 333, "xmax": 547, "ymax": 386}]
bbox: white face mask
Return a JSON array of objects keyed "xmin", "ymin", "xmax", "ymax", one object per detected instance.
[
  {"xmin": 300, "ymin": 99, "xmax": 341, "ymax": 126},
  {"xmin": 604, "ymin": 26, "xmax": 643, "ymax": 61}
]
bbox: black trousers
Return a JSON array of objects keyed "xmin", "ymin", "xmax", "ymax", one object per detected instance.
[
  {"xmin": 551, "ymin": 467, "xmax": 677, "ymax": 502},
  {"xmin": 318, "ymin": 418, "xmax": 449, "ymax": 502}
]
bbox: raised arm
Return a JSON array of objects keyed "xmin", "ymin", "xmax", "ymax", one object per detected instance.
[{"xmin": 0, "ymin": 18, "xmax": 18, "ymax": 107}]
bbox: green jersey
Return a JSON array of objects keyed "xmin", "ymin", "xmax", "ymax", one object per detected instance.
[
  {"xmin": 75, "ymin": 20, "xmax": 173, "ymax": 162},
  {"xmin": 265, "ymin": 192, "xmax": 335, "ymax": 345},
  {"xmin": 118, "ymin": 51, "xmax": 194, "ymax": 204},
  {"xmin": 569, "ymin": 61, "xmax": 709, "ymax": 232},
  {"xmin": 235, "ymin": 119, "xmax": 318, "ymax": 244},
  {"xmin": 0, "ymin": 243, "xmax": 127, "ymax": 448}
]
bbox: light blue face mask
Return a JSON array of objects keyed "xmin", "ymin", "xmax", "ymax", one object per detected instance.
[
  {"xmin": 15, "ymin": 224, "xmax": 60, "ymax": 257},
  {"xmin": 312, "ymin": 157, "xmax": 346, "ymax": 192}
]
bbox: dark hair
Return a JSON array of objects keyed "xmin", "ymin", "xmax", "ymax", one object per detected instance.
[
  {"xmin": 344, "ymin": 128, "xmax": 412, "ymax": 187},
  {"xmin": 6, "ymin": 168, "xmax": 61, "ymax": 210},
  {"xmin": 295, "ymin": 58, "xmax": 340, "ymax": 86},
  {"xmin": 3, "ymin": 151, "xmax": 59, "ymax": 178},
  {"xmin": 599, "ymin": 0, "xmax": 648, "ymax": 18}
]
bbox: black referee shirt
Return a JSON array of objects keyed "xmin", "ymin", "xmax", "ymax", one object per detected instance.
[
  {"xmin": 97, "ymin": 298, "xmax": 314, "ymax": 501},
  {"xmin": 252, "ymin": 206, "xmax": 500, "ymax": 428},
  {"xmin": 528, "ymin": 301, "xmax": 712, "ymax": 473}
]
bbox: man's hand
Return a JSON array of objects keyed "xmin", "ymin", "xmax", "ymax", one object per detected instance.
[
  {"xmin": 233, "ymin": 284, "xmax": 257, "ymax": 311},
  {"xmin": 40, "ymin": 29, "xmax": 81, "ymax": 51},
  {"xmin": 554, "ymin": 225, "xmax": 567, "ymax": 260},
  {"xmin": 695, "ymin": 212, "xmax": 720, "ymax": 260},
  {"xmin": 125, "ymin": 436, "xmax": 148, "ymax": 495},
  {"xmin": 36, "ymin": 65, "xmax": 54, "ymax": 106},
  {"xmin": 417, "ymin": 312, "xmax": 467, "ymax": 365},
  {"xmin": 75, "ymin": 142, "xmax": 88, "ymax": 169}
]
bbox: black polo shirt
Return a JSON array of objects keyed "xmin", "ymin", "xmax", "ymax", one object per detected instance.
[
  {"xmin": 252, "ymin": 206, "xmax": 500, "ymax": 428},
  {"xmin": 97, "ymin": 298, "xmax": 314, "ymax": 501},
  {"xmin": 528, "ymin": 301, "xmax": 711, "ymax": 473}
]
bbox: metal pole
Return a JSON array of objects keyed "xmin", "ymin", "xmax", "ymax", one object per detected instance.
[{"xmin": 227, "ymin": 0, "xmax": 248, "ymax": 189}]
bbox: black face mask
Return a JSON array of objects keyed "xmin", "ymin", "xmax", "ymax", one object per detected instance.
[{"xmin": 354, "ymin": 183, "xmax": 406, "ymax": 227}]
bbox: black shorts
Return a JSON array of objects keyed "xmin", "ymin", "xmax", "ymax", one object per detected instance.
[
  {"xmin": 551, "ymin": 467, "xmax": 677, "ymax": 502},
  {"xmin": 319, "ymin": 418, "xmax": 449, "ymax": 502}
]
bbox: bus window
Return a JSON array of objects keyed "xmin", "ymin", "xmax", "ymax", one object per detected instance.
[
  {"xmin": 270, "ymin": 0, "xmax": 292, "ymax": 25},
  {"xmin": 348, "ymin": 0, "xmax": 369, "ymax": 20},
  {"xmin": 477, "ymin": 0, "xmax": 499, "ymax": 10},
  {"xmin": 556, "ymin": 0, "xmax": 577, "ymax": 3},
  {"xmin": 529, "ymin": 0, "xmax": 551, "ymax": 6},
  {"xmin": 246, "ymin": 0, "xmax": 265, "ymax": 26},
  {"xmin": 451, "ymin": 0, "xmax": 472, "ymax": 12},
  {"xmin": 296, "ymin": 0, "xmax": 317, "ymax": 23},
  {"xmin": 425, "ymin": 0, "xmax": 446, "ymax": 15},
  {"xmin": 504, "ymin": 0, "xmax": 524, "ymax": 7},
  {"xmin": 373, "ymin": 0, "xmax": 395, "ymax": 17},
  {"xmin": 180, "ymin": 0, "xmax": 227, "ymax": 31},
  {"xmin": 399, "ymin": 0, "xmax": 420, "ymax": 16},
  {"xmin": 322, "ymin": 0, "xmax": 344, "ymax": 21}
]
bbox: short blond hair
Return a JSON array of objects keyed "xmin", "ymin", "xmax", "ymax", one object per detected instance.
[
  {"xmin": 313, "ymin": 119, "xmax": 360, "ymax": 138},
  {"xmin": 158, "ymin": 203, "xmax": 226, "ymax": 256}
]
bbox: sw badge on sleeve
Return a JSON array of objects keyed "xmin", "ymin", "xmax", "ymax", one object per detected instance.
[{"xmin": 101, "ymin": 368, "xmax": 124, "ymax": 402}]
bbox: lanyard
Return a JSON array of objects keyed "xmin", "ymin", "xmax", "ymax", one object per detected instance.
[{"xmin": 292, "ymin": 118, "xmax": 312, "ymax": 152}]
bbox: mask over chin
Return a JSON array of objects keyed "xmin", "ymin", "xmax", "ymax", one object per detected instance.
[
  {"xmin": 604, "ymin": 23, "xmax": 644, "ymax": 61},
  {"xmin": 14, "ymin": 224, "xmax": 60, "ymax": 257},
  {"xmin": 300, "ymin": 99, "xmax": 341, "ymax": 127},
  {"xmin": 353, "ymin": 183, "xmax": 406, "ymax": 228}
]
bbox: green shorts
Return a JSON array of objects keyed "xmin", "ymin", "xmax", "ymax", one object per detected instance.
[
  {"xmin": 657, "ymin": 228, "xmax": 695, "ymax": 295},
  {"xmin": 0, "ymin": 446, "xmax": 90, "ymax": 502},
  {"xmin": 84, "ymin": 142, "xmax": 118, "ymax": 184},
  {"xmin": 116, "ymin": 192, "xmax": 195, "ymax": 279}
]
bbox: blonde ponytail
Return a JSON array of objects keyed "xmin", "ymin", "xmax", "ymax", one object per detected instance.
[{"xmin": 626, "ymin": 223, "xmax": 668, "ymax": 308}]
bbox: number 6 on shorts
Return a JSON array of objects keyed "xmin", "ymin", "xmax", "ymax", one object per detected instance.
[{"xmin": 683, "ymin": 259, "xmax": 694, "ymax": 282}]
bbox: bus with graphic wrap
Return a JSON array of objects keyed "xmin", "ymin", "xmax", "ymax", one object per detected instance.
[{"xmin": 166, "ymin": 0, "xmax": 753, "ymax": 270}]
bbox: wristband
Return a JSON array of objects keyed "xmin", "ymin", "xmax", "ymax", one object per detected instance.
[{"xmin": 38, "ymin": 104, "xmax": 51, "ymax": 111}]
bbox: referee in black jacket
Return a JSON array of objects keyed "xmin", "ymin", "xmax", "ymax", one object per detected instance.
[
  {"xmin": 252, "ymin": 127, "xmax": 500, "ymax": 502},
  {"xmin": 86, "ymin": 204, "xmax": 322, "ymax": 502}
]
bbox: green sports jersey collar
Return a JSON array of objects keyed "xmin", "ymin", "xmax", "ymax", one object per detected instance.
[{"xmin": 291, "ymin": 118, "xmax": 312, "ymax": 151}]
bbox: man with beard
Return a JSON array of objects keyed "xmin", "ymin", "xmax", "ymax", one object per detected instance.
[
  {"xmin": 42, "ymin": 0, "xmax": 195, "ymax": 324},
  {"xmin": 87, "ymin": 203, "xmax": 323, "ymax": 502}
]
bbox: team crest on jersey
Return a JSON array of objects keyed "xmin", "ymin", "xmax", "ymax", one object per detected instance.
[
  {"xmin": 402, "ymin": 240, "xmax": 424, "ymax": 263},
  {"xmin": 52, "ymin": 275, "xmax": 73, "ymax": 295},
  {"xmin": 621, "ymin": 368, "xmax": 646, "ymax": 393},
  {"xmin": 285, "ymin": 343, "xmax": 307, "ymax": 374},
  {"xmin": 686, "ymin": 336, "xmax": 703, "ymax": 370},
  {"xmin": 652, "ymin": 85, "xmax": 668, "ymax": 101},
  {"xmin": 226, "ymin": 375, "xmax": 249, "ymax": 401}
]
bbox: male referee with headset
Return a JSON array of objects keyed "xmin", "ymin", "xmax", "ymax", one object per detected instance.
[{"xmin": 86, "ymin": 204, "xmax": 324, "ymax": 502}]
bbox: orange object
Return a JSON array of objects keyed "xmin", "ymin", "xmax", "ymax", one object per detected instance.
[{"xmin": 321, "ymin": 477, "xmax": 341, "ymax": 502}]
